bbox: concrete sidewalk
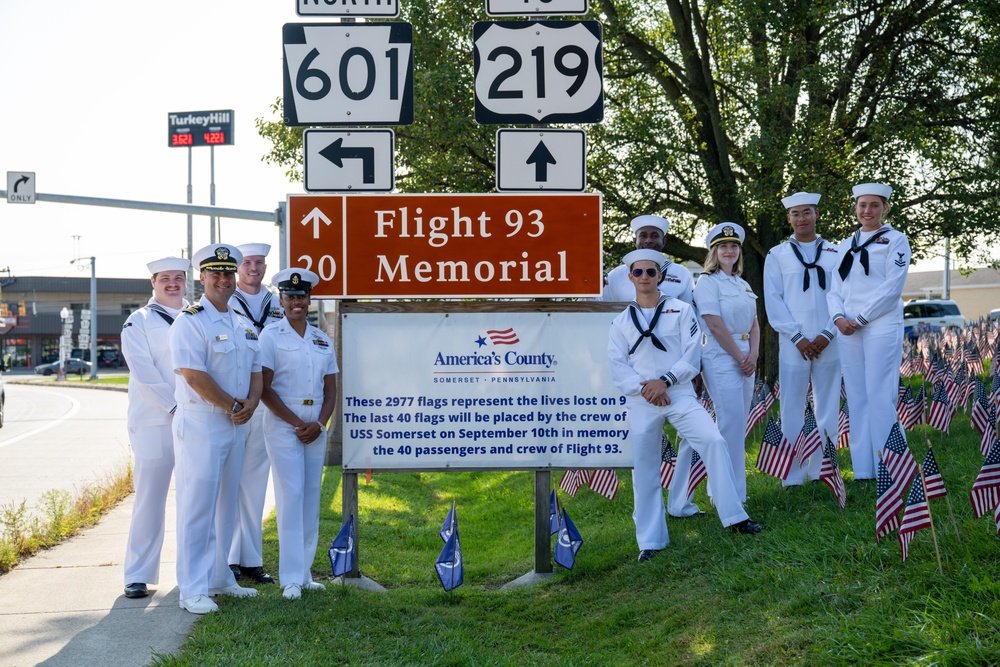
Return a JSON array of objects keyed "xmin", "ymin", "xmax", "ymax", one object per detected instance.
[{"xmin": 0, "ymin": 481, "xmax": 275, "ymax": 667}]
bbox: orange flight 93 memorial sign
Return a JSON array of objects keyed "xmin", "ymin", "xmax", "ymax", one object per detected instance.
[{"xmin": 287, "ymin": 193, "xmax": 602, "ymax": 298}]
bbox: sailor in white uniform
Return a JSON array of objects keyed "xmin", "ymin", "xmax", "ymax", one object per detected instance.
[
  {"xmin": 693, "ymin": 223, "xmax": 759, "ymax": 503},
  {"xmin": 171, "ymin": 244, "xmax": 262, "ymax": 614},
  {"xmin": 600, "ymin": 215, "xmax": 700, "ymax": 518},
  {"xmin": 121, "ymin": 256, "xmax": 189, "ymax": 600},
  {"xmin": 600, "ymin": 215, "xmax": 694, "ymax": 304},
  {"xmin": 609, "ymin": 249, "xmax": 764, "ymax": 563},
  {"xmin": 827, "ymin": 183, "xmax": 910, "ymax": 479},
  {"xmin": 763, "ymin": 192, "xmax": 842, "ymax": 485},
  {"xmin": 258, "ymin": 268, "xmax": 338, "ymax": 600},
  {"xmin": 226, "ymin": 243, "xmax": 283, "ymax": 585}
]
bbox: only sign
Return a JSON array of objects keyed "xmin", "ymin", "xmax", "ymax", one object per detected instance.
[{"xmin": 474, "ymin": 21, "xmax": 603, "ymax": 124}]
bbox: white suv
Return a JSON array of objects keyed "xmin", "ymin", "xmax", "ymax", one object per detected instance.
[{"xmin": 903, "ymin": 298, "xmax": 965, "ymax": 338}]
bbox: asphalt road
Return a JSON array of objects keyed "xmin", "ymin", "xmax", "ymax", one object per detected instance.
[{"xmin": 0, "ymin": 383, "xmax": 130, "ymax": 520}]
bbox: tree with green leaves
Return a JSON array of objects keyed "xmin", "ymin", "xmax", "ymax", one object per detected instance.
[{"xmin": 259, "ymin": 0, "xmax": 1000, "ymax": 376}]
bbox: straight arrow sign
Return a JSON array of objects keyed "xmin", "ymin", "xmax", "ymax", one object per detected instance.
[
  {"xmin": 304, "ymin": 129, "xmax": 394, "ymax": 192},
  {"xmin": 496, "ymin": 129, "xmax": 586, "ymax": 191}
]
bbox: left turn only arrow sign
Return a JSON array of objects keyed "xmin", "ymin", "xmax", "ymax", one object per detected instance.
[{"xmin": 304, "ymin": 129, "xmax": 395, "ymax": 192}]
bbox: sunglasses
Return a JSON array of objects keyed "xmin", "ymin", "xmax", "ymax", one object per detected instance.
[{"xmin": 631, "ymin": 268, "xmax": 660, "ymax": 278}]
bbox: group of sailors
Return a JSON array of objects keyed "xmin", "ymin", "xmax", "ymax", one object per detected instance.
[
  {"xmin": 606, "ymin": 183, "xmax": 909, "ymax": 561},
  {"xmin": 121, "ymin": 242, "xmax": 337, "ymax": 614}
]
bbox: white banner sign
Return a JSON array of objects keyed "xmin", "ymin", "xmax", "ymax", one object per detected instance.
[{"xmin": 342, "ymin": 312, "xmax": 633, "ymax": 470}]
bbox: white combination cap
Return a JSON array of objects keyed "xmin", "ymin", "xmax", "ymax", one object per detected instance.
[
  {"xmin": 630, "ymin": 215, "xmax": 670, "ymax": 235},
  {"xmin": 781, "ymin": 192, "xmax": 821, "ymax": 209},
  {"xmin": 705, "ymin": 222, "xmax": 745, "ymax": 248},
  {"xmin": 272, "ymin": 267, "xmax": 320, "ymax": 295},
  {"xmin": 193, "ymin": 244, "xmax": 242, "ymax": 272},
  {"xmin": 622, "ymin": 249, "xmax": 668, "ymax": 270},
  {"xmin": 852, "ymin": 183, "xmax": 892, "ymax": 200},
  {"xmin": 146, "ymin": 256, "xmax": 190, "ymax": 275},
  {"xmin": 237, "ymin": 243, "xmax": 271, "ymax": 258}
]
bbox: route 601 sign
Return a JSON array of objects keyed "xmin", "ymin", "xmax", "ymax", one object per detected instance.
[
  {"xmin": 283, "ymin": 23, "xmax": 414, "ymax": 126},
  {"xmin": 474, "ymin": 21, "xmax": 603, "ymax": 124}
]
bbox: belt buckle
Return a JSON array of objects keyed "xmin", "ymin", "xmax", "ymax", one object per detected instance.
[{"xmin": 303, "ymin": 399, "xmax": 314, "ymax": 406}]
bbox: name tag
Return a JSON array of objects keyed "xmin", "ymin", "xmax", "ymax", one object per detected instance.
[{"xmin": 216, "ymin": 334, "xmax": 229, "ymax": 341}]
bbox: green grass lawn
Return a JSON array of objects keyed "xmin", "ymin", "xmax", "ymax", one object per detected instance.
[{"xmin": 155, "ymin": 411, "xmax": 1000, "ymax": 666}]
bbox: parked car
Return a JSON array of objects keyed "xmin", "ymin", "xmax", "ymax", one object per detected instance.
[
  {"xmin": 903, "ymin": 298, "xmax": 965, "ymax": 339},
  {"xmin": 34, "ymin": 358, "xmax": 92, "ymax": 376},
  {"xmin": 990, "ymin": 308, "xmax": 1000, "ymax": 323}
]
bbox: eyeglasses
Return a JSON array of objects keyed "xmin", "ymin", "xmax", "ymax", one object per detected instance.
[{"xmin": 631, "ymin": 268, "xmax": 660, "ymax": 278}]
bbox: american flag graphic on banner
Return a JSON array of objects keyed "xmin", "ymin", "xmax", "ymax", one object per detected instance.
[
  {"xmin": 660, "ymin": 434, "xmax": 678, "ymax": 489},
  {"xmin": 898, "ymin": 478, "xmax": 932, "ymax": 562},
  {"xmin": 970, "ymin": 438, "xmax": 1000, "ymax": 518},
  {"xmin": 589, "ymin": 469, "xmax": 619, "ymax": 500},
  {"xmin": 686, "ymin": 451, "xmax": 707, "ymax": 500},
  {"xmin": 486, "ymin": 328, "xmax": 519, "ymax": 345}
]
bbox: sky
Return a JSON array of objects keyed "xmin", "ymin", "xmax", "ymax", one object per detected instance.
[
  {"xmin": 0, "ymin": 1, "xmax": 297, "ymax": 279},
  {"xmin": 0, "ymin": 0, "xmax": 952, "ymax": 282}
]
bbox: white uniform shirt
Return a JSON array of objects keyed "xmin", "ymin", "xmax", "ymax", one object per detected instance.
[
  {"xmin": 230, "ymin": 288, "xmax": 283, "ymax": 332},
  {"xmin": 608, "ymin": 296, "xmax": 702, "ymax": 397},
  {"xmin": 121, "ymin": 297, "xmax": 186, "ymax": 426},
  {"xmin": 763, "ymin": 237, "xmax": 840, "ymax": 343},
  {"xmin": 170, "ymin": 297, "xmax": 262, "ymax": 407},
  {"xmin": 827, "ymin": 225, "xmax": 910, "ymax": 326},
  {"xmin": 602, "ymin": 261, "xmax": 694, "ymax": 305},
  {"xmin": 693, "ymin": 271, "xmax": 758, "ymax": 341},
  {"xmin": 258, "ymin": 319, "xmax": 339, "ymax": 400}
]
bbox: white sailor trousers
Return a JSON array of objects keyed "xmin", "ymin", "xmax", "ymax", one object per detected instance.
[
  {"xmin": 124, "ymin": 422, "xmax": 174, "ymax": 585},
  {"xmin": 778, "ymin": 339, "xmax": 841, "ymax": 485},
  {"xmin": 700, "ymin": 341, "xmax": 753, "ymax": 501},
  {"xmin": 173, "ymin": 406, "xmax": 246, "ymax": 599},
  {"xmin": 628, "ymin": 394, "xmax": 749, "ymax": 550},
  {"xmin": 837, "ymin": 318, "xmax": 903, "ymax": 479},
  {"xmin": 264, "ymin": 404, "xmax": 325, "ymax": 587},
  {"xmin": 229, "ymin": 408, "xmax": 271, "ymax": 569}
]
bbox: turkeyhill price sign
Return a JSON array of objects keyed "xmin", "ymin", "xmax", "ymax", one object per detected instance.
[{"xmin": 286, "ymin": 192, "xmax": 602, "ymax": 299}]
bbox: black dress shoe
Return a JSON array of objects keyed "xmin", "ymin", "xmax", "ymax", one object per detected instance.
[
  {"xmin": 637, "ymin": 549, "xmax": 660, "ymax": 562},
  {"xmin": 730, "ymin": 519, "xmax": 765, "ymax": 534},
  {"xmin": 240, "ymin": 566, "xmax": 275, "ymax": 584},
  {"xmin": 124, "ymin": 582, "xmax": 149, "ymax": 598},
  {"xmin": 229, "ymin": 563, "xmax": 243, "ymax": 580}
]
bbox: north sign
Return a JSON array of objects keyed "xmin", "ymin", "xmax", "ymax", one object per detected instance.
[
  {"xmin": 297, "ymin": 0, "xmax": 399, "ymax": 17},
  {"xmin": 283, "ymin": 23, "xmax": 414, "ymax": 126},
  {"xmin": 304, "ymin": 129, "xmax": 395, "ymax": 192},
  {"xmin": 474, "ymin": 21, "xmax": 603, "ymax": 124},
  {"xmin": 485, "ymin": 0, "xmax": 588, "ymax": 16}
]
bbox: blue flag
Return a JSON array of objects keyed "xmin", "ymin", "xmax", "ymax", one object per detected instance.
[
  {"xmin": 554, "ymin": 508, "xmax": 583, "ymax": 570},
  {"xmin": 329, "ymin": 515, "xmax": 355, "ymax": 577},
  {"xmin": 549, "ymin": 489, "xmax": 558, "ymax": 535},
  {"xmin": 440, "ymin": 501, "xmax": 457, "ymax": 542},
  {"xmin": 435, "ymin": 531, "xmax": 464, "ymax": 592}
]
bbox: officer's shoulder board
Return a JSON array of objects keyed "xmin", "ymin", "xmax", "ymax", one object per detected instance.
[{"xmin": 182, "ymin": 304, "xmax": 205, "ymax": 316}]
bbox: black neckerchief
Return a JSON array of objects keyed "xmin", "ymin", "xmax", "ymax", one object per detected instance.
[
  {"xmin": 788, "ymin": 237, "xmax": 826, "ymax": 291},
  {"xmin": 628, "ymin": 296, "xmax": 668, "ymax": 355},
  {"xmin": 838, "ymin": 226, "xmax": 889, "ymax": 280},
  {"xmin": 146, "ymin": 303, "xmax": 176, "ymax": 326},
  {"xmin": 233, "ymin": 290, "xmax": 272, "ymax": 332}
]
